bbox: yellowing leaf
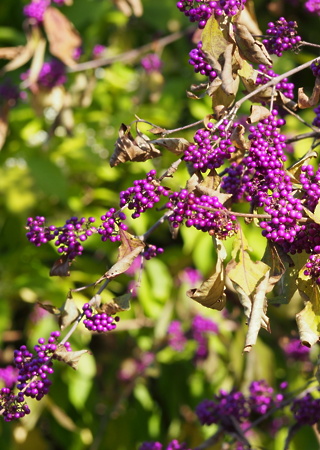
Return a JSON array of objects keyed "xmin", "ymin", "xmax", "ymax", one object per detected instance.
[
  {"xmin": 59, "ymin": 295, "xmax": 80, "ymax": 330},
  {"xmin": 227, "ymin": 249, "xmax": 270, "ymax": 296},
  {"xmin": 202, "ymin": 15, "xmax": 231, "ymax": 67},
  {"xmin": 54, "ymin": 347, "xmax": 89, "ymax": 370}
]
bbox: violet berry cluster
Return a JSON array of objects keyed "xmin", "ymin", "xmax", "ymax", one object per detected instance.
[
  {"xmin": 256, "ymin": 64, "xmax": 295, "ymax": 101},
  {"xmin": 23, "ymin": 0, "xmax": 67, "ymax": 23},
  {"xmin": 311, "ymin": 58, "xmax": 320, "ymax": 77},
  {"xmin": 262, "ymin": 17, "xmax": 301, "ymax": 57},
  {"xmin": 119, "ymin": 170, "xmax": 168, "ymax": 219},
  {"xmin": 82, "ymin": 303, "xmax": 119, "ymax": 333},
  {"xmin": 166, "ymin": 190, "xmax": 238, "ymax": 239},
  {"xmin": 141, "ymin": 54, "xmax": 163, "ymax": 74},
  {"xmin": 0, "ymin": 331, "xmax": 65, "ymax": 421},
  {"xmin": 183, "ymin": 119, "xmax": 236, "ymax": 171},
  {"xmin": 305, "ymin": 0, "xmax": 320, "ymax": 16},
  {"xmin": 312, "ymin": 104, "xmax": 320, "ymax": 127},
  {"xmin": 21, "ymin": 59, "xmax": 67, "ymax": 89},
  {"xmin": 291, "ymin": 392, "xmax": 320, "ymax": 425},
  {"xmin": 139, "ymin": 440, "xmax": 191, "ymax": 450},
  {"xmin": 283, "ymin": 338, "xmax": 310, "ymax": 361},
  {"xmin": 176, "ymin": 1, "xmax": 246, "ymax": 28},
  {"xmin": 188, "ymin": 41, "xmax": 218, "ymax": 81}
]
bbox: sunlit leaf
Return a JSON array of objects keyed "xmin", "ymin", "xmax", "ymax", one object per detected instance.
[
  {"xmin": 296, "ymin": 273, "xmax": 320, "ymax": 346},
  {"xmin": 247, "ymin": 105, "xmax": 270, "ymax": 124},
  {"xmin": 286, "ymin": 149, "xmax": 317, "ymax": 183},
  {"xmin": 58, "ymin": 295, "xmax": 80, "ymax": 330},
  {"xmin": 150, "ymin": 137, "xmax": 190, "ymax": 155},
  {"xmin": 298, "ymin": 77, "xmax": 320, "ymax": 108},
  {"xmin": 54, "ymin": 347, "xmax": 89, "ymax": 370},
  {"xmin": 233, "ymin": 22, "xmax": 272, "ymax": 66}
]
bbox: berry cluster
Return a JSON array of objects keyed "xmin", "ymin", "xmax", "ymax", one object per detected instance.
[
  {"xmin": 0, "ymin": 80, "xmax": 22, "ymax": 106},
  {"xmin": 98, "ymin": 208, "xmax": 128, "ymax": 242},
  {"xmin": 248, "ymin": 380, "xmax": 283, "ymax": 415},
  {"xmin": 311, "ymin": 58, "xmax": 320, "ymax": 77},
  {"xmin": 119, "ymin": 170, "xmax": 168, "ymax": 219},
  {"xmin": 312, "ymin": 104, "xmax": 320, "ymax": 127},
  {"xmin": 305, "ymin": 0, "xmax": 320, "ymax": 16},
  {"xmin": 0, "ymin": 331, "xmax": 66, "ymax": 421},
  {"xmin": 291, "ymin": 393, "xmax": 320, "ymax": 425},
  {"xmin": 139, "ymin": 440, "xmax": 191, "ymax": 450},
  {"xmin": 196, "ymin": 390, "xmax": 249, "ymax": 428},
  {"xmin": 303, "ymin": 254, "xmax": 320, "ymax": 284},
  {"xmin": 21, "ymin": 59, "xmax": 67, "ymax": 89},
  {"xmin": 82, "ymin": 303, "xmax": 119, "ymax": 333},
  {"xmin": 184, "ymin": 120, "xmax": 236, "ymax": 171},
  {"xmin": 191, "ymin": 314, "xmax": 218, "ymax": 360},
  {"xmin": 176, "ymin": 1, "xmax": 246, "ymax": 28},
  {"xmin": 166, "ymin": 190, "xmax": 238, "ymax": 238},
  {"xmin": 283, "ymin": 338, "xmax": 310, "ymax": 361},
  {"xmin": 256, "ymin": 64, "xmax": 295, "ymax": 100},
  {"xmin": 188, "ymin": 41, "xmax": 218, "ymax": 81},
  {"xmin": 168, "ymin": 321, "xmax": 188, "ymax": 351},
  {"xmin": 263, "ymin": 17, "xmax": 301, "ymax": 57},
  {"xmin": 141, "ymin": 54, "xmax": 163, "ymax": 74},
  {"xmin": 300, "ymin": 164, "xmax": 320, "ymax": 212},
  {"xmin": 0, "ymin": 366, "xmax": 18, "ymax": 389},
  {"xmin": 92, "ymin": 45, "xmax": 106, "ymax": 58},
  {"xmin": 23, "ymin": 0, "xmax": 49, "ymax": 23},
  {"xmin": 142, "ymin": 244, "xmax": 164, "ymax": 260}
]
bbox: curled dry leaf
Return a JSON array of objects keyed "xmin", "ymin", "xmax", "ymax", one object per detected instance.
[
  {"xmin": 0, "ymin": 104, "xmax": 9, "ymax": 151},
  {"xmin": 95, "ymin": 230, "xmax": 145, "ymax": 283},
  {"xmin": 0, "ymin": 46, "xmax": 25, "ymax": 60},
  {"xmin": 230, "ymin": 124, "xmax": 249, "ymax": 151},
  {"xmin": 54, "ymin": 347, "xmax": 89, "ymax": 370},
  {"xmin": 113, "ymin": 0, "xmax": 143, "ymax": 17},
  {"xmin": 21, "ymin": 37, "xmax": 46, "ymax": 89},
  {"xmin": 110, "ymin": 123, "xmax": 161, "ymax": 167},
  {"xmin": 187, "ymin": 238, "xmax": 227, "ymax": 310},
  {"xmin": 148, "ymin": 126, "xmax": 167, "ymax": 135},
  {"xmin": 43, "ymin": 7, "xmax": 81, "ymax": 67},
  {"xmin": 247, "ymin": 105, "xmax": 271, "ymax": 124},
  {"xmin": 261, "ymin": 242, "xmax": 286, "ymax": 293},
  {"xmin": 37, "ymin": 302, "xmax": 61, "ymax": 316},
  {"xmin": 59, "ymin": 295, "xmax": 80, "ymax": 330},
  {"xmin": 286, "ymin": 148, "xmax": 317, "ymax": 183},
  {"xmin": 150, "ymin": 137, "xmax": 191, "ymax": 155},
  {"xmin": 211, "ymin": 77, "xmax": 239, "ymax": 119},
  {"xmin": 243, "ymin": 270, "xmax": 270, "ymax": 353},
  {"xmin": 233, "ymin": 22, "xmax": 272, "ymax": 66},
  {"xmin": 50, "ymin": 254, "xmax": 71, "ymax": 277},
  {"xmin": 101, "ymin": 293, "xmax": 132, "ymax": 315},
  {"xmin": 237, "ymin": 1, "xmax": 262, "ymax": 35},
  {"xmin": 298, "ymin": 77, "xmax": 320, "ymax": 108}
]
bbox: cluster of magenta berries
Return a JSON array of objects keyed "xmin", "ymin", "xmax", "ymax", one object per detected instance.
[
  {"xmin": 311, "ymin": 58, "xmax": 320, "ymax": 77},
  {"xmin": 0, "ymin": 388, "xmax": 30, "ymax": 422},
  {"xmin": 256, "ymin": 64, "xmax": 295, "ymax": 100},
  {"xmin": 291, "ymin": 393, "xmax": 320, "ymax": 425},
  {"xmin": 184, "ymin": 120, "xmax": 236, "ymax": 171},
  {"xmin": 188, "ymin": 41, "xmax": 217, "ymax": 81},
  {"xmin": 176, "ymin": 1, "xmax": 246, "ymax": 28},
  {"xmin": 119, "ymin": 170, "xmax": 169, "ymax": 219},
  {"xmin": 304, "ymin": 254, "xmax": 320, "ymax": 284},
  {"xmin": 262, "ymin": 17, "xmax": 301, "ymax": 57},
  {"xmin": 23, "ymin": 0, "xmax": 66, "ymax": 23},
  {"xmin": 98, "ymin": 208, "xmax": 128, "ymax": 242},
  {"xmin": 142, "ymin": 245, "xmax": 164, "ymax": 260},
  {"xmin": 300, "ymin": 164, "xmax": 320, "ymax": 212},
  {"xmin": 313, "ymin": 104, "xmax": 320, "ymax": 127},
  {"xmin": 82, "ymin": 303, "xmax": 119, "ymax": 333},
  {"xmin": 140, "ymin": 440, "xmax": 191, "ymax": 450},
  {"xmin": 166, "ymin": 190, "xmax": 238, "ymax": 238}
]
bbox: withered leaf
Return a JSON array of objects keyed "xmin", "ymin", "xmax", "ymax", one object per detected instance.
[
  {"xmin": 148, "ymin": 126, "xmax": 167, "ymax": 135},
  {"xmin": 221, "ymin": 43, "xmax": 237, "ymax": 95},
  {"xmin": 230, "ymin": 124, "xmax": 249, "ymax": 151},
  {"xmin": 101, "ymin": 292, "xmax": 132, "ymax": 315},
  {"xmin": 43, "ymin": 7, "xmax": 81, "ymax": 67},
  {"xmin": 233, "ymin": 22, "xmax": 272, "ymax": 66},
  {"xmin": 0, "ymin": 46, "xmax": 25, "ymax": 60},
  {"xmin": 211, "ymin": 78, "xmax": 239, "ymax": 119},
  {"xmin": 37, "ymin": 302, "xmax": 61, "ymax": 316},
  {"xmin": 50, "ymin": 254, "xmax": 71, "ymax": 277},
  {"xmin": 237, "ymin": 2, "xmax": 262, "ymax": 35},
  {"xmin": 187, "ymin": 238, "xmax": 227, "ymax": 310},
  {"xmin": 150, "ymin": 137, "xmax": 190, "ymax": 155},
  {"xmin": 113, "ymin": 0, "xmax": 143, "ymax": 17},
  {"xmin": 54, "ymin": 347, "xmax": 89, "ymax": 370},
  {"xmin": 247, "ymin": 105, "xmax": 271, "ymax": 124},
  {"xmin": 21, "ymin": 37, "xmax": 46, "ymax": 88},
  {"xmin": 202, "ymin": 14, "xmax": 232, "ymax": 67},
  {"xmin": 243, "ymin": 270, "xmax": 270, "ymax": 353},
  {"xmin": 0, "ymin": 104, "xmax": 9, "ymax": 151},
  {"xmin": 110, "ymin": 123, "xmax": 161, "ymax": 167},
  {"xmin": 262, "ymin": 242, "xmax": 286, "ymax": 292},
  {"xmin": 96, "ymin": 230, "xmax": 145, "ymax": 283},
  {"xmin": 296, "ymin": 274, "xmax": 320, "ymax": 347},
  {"xmin": 59, "ymin": 295, "xmax": 80, "ymax": 330},
  {"xmin": 298, "ymin": 77, "xmax": 320, "ymax": 108}
]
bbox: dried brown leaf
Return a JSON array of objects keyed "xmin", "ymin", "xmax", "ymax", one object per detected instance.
[
  {"xmin": 96, "ymin": 230, "xmax": 145, "ymax": 283},
  {"xmin": 221, "ymin": 43, "xmax": 237, "ymax": 95},
  {"xmin": 102, "ymin": 293, "xmax": 132, "ymax": 315},
  {"xmin": 113, "ymin": 0, "xmax": 143, "ymax": 16},
  {"xmin": 37, "ymin": 302, "xmax": 61, "ymax": 316},
  {"xmin": 230, "ymin": 124, "xmax": 249, "ymax": 151},
  {"xmin": 233, "ymin": 22, "xmax": 272, "ymax": 66},
  {"xmin": 59, "ymin": 295, "xmax": 80, "ymax": 330},
  {"xmin": 50, "ymin": 254, "xmax": 71, "ymax": 277},
  {"xmin": 237, "ymin": 2, "xmax": 262, "ymax": 35},
  {"xmin": 21, "ymin": 38, "xmax": 46, "ymax": 88},
  {"xmin": 43, "ymin": 7, "xmax": 81, "ymax": 67},
  {"xmin": 148, "ymin": 126, "xmax": 167, "ymax": 135},
  {"xmin": 151, "ymin": 137, "xmax": 190, "ymax": 155},
  {"xmin": 262, "ymin": 242, "xmax": 286, "ymax": 292},
  {"xmin": 247, "ymin": 105, "xmax": 271, "ymax": 124},
  {"xmin": 54, "ymin": 347, "xmax": 89, "ymax": 370},
  {"xmin": 187, "ymin": 238, "xmax": 227, "ymax": 310},
  {"xmin": 298, "ymin": 77, "xmax": 320, "ymax": 108},
  {"xmin": 0, "ymin": 46, "xmax": 25, "ymax": 60},
  {"xmin": 110, "ymin": 123, "xmax": 161, "ymax": 167},
  {"xmin": 286, "ymin": 148, "xmax": 317, "ymax": 183},
  {"xmin": 211, "ymin": 78, "xmax": 239, "ymax": 119}
]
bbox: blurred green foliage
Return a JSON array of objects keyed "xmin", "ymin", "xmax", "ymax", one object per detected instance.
[{"xmin": 0, "ymin": 0, "xmax": 320, "ymax": 449}]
